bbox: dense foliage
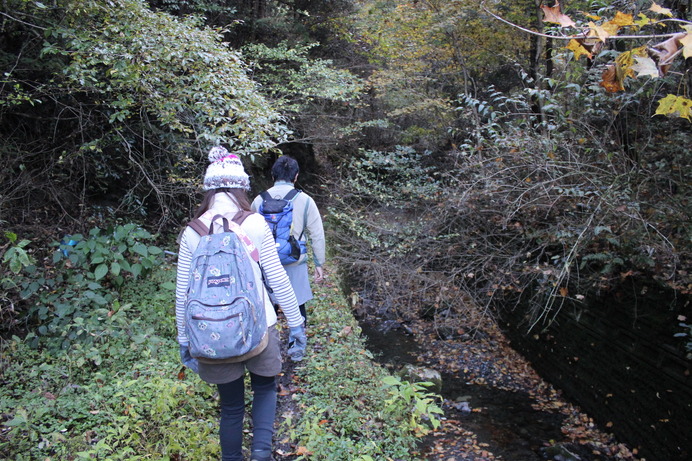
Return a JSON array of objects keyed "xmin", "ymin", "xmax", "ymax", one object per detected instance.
[
  {"xmin": 1, "ymin": 0, "xmax": 691, "ymax": 457},
  {"xmin": 0, "ymin": 0, "xmax": 286, "ymax": 227},
  {"xmin": 324, "ymin": 0, "xmax": 691, "ymax": 338},
  {"xmin": 0, "ymin": 246, "xmax": 438, "ymax": 459}
]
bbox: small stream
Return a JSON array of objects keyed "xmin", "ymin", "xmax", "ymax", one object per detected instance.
[
  {"xmin": 355, "ymin": 278, "xmax": 692, "ymax": 461},
  {"xmin": 358, "ymin": 321, "xmax": 565, "ymax": 460}
]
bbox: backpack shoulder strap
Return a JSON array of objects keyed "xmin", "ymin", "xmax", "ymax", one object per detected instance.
[
  {"xmin": 188, "ymin": 218, "xmax": 209, "ymax": 236},
  {"xmin": 231, "ymin": 210, "xmax": 273, "ymax": 296},
  {"xmin": 225, "ymin": 213, "xmax": 260, "ymax": 263},
  {"xmin": 260, "ymin": 190, "xmax": 272, "ymax": 201},
  {"xmin": 232, "ymin": 210, "xmax": 253, "ymax": 226},
  {"xmin": 283, "ymin": 189, "xmax": 301, "ymax": 201},
  {"xmin": 299, "ymin": 198, "xmax": 310, "ymax": 240}
]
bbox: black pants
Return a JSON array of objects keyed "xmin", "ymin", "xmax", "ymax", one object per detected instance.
[{"xmin": 218, "ymin": 373, "xmax": 277, "ymax": 460}]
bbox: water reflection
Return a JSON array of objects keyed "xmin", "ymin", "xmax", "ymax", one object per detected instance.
[{"xmin": 358, "ymin": 320, "xmax": 564, "ymax": 460}]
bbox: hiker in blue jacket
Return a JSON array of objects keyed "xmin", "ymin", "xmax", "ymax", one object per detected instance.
[
  {"xmin": 251, "ymin": 156, "xmax": 326, "ymax": 325},
  {"xmin": 175, "ymin": 146, "xmax": 306, "ymax": 461}
]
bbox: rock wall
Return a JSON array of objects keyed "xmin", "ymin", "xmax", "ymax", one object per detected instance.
[{"xmin": 500, "ymin": 283, "xmax": 691, "ymax": 461}]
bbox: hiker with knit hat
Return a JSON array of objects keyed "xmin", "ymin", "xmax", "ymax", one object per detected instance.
[{"xmin": 175, "ymin": 146, "xmax": 306, "ymax": 461}]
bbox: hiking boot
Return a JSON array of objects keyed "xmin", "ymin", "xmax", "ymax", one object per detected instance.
[{"xmin": 250, "ymin": 449, "xmax": 274, "ymax": 461}]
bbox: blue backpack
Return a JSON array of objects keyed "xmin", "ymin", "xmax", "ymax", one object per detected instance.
[
  {"xmin": 259, "ymin": 189, "xmax": 307, "ymax": 265},
  {"xmin": 184, "ymin": 212, "xmax": 268, "ymax": 364}
]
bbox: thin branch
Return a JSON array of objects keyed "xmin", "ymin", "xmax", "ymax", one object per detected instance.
[
  {"xmin": 479, "ymin": 1, "xmax": 683, "ymax": 41},
  {"xmin": 0, "ymin": 11, "xmax": 47, "ymax": 30}
]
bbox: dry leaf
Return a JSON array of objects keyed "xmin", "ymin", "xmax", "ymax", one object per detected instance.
[
  {"xmin": 680, "ymin": 33, "xmax": 692, "ymax": 59},
  {"xmin": 610, "ymin": 11, "xmax": 634, "ymax": 27},
  {"xmin": 631, "ymin": 56, "xmax": 659, "ymax": 78},
  {"xmin": 589, "ymin": 21, "xmax": 611, "ymax": 42},
  {"xmin": 277, "ymin": 384, "xmax": 291, "ymax": 396},
  {"xmin": 653, "ymin": 34, "xmax": 683, "ymax": 64},
  {"xmin": 541, "ymin": 2, "xmax": 576, "ymax": 28},
  {"xmin": 651, "ymin": 33, "xmax": 686, "ymax": 75},
  {"xmin": 616, "ymin": 45, "xmax": 648, "ymax": 78},
  {"xmin": 601, "ymin": 21, "xmax": 621, "ymax": 36},
  {"xmin": 599, "ymin": 65, "xmax": 625, "ymax": 92},
  {"xmin": 650, "ymin": 2, "xmax": 673, "ymax": 17},
  {"xmin": 567, "ymin": 39, "xmax": 592, "ymax": 60},
  {"xmin": 655, "ymin": 94, "xmax": 692, "ymax": 121},
  {"xmin": 294, "ymin": 446, "xmax": 312, "ymax": 456},
  {"xmin": 559, "ymin": 287, "xmax": 569, "ymax": 297}
]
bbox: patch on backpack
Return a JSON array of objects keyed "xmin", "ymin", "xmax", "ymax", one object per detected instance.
[{"xmin": 207, "ymin": 275, "xmax": 232, "ymax": 287}]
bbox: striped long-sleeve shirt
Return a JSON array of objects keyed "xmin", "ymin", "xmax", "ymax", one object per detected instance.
[{"xmin": 175, "ymin": 194, "xmax": 303, "ymax": 345}]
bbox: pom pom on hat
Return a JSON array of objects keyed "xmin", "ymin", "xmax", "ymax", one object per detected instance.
[
  {"xmin": 208, "ymin": 146, "xmax": 231, "ymax": 163},
  {"xmin": 203, "ymin": 146, "xmax": 250, "ymax": 191}
]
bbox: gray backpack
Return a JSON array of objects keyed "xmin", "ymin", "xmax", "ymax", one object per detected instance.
[{"xmin": 184, "ymin": 211, "xmax": 268, "ymax": 364}]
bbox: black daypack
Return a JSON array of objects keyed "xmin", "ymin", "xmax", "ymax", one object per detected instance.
[{"xmin": 258, "ymin": 189, "xmax": 307, "ymax": 265}]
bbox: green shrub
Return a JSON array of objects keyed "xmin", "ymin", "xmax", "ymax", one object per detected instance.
[
  {"xmin": 0, "ymin": 261, "xmax": 221, "ymax": 460},
  {"xmin": 288, "ymin": 283, "xmax": 440, "ymax": 459},
  {"xmin": 3, "ymin": 223, "xmax": 165, "ymax": 352}
]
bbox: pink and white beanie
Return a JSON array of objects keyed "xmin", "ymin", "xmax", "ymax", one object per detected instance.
[{"xmin": 203, "ymin": 146, "xmax": 251, "ymax": 191}]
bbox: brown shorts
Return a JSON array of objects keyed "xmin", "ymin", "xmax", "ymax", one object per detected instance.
[{"xmin": 198, "ymin": 325, "xmax": 282, "ymax": 385}]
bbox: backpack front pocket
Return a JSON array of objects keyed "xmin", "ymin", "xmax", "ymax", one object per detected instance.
[{"xmin": 186, "ymin": 297, "xmax": 262, "ymax": 361}]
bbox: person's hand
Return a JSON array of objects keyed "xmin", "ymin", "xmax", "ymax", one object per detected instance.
[
  {"xmin": 287, "ymin": 325, "xmax": 307, "ymax": 362},
  {"xmin": 314, "ymin": 266, "xmax": 325, "ymax": 284},
  {"xmin": 179, "ymin": 343, "xmax": 199, "ymax": 374}
]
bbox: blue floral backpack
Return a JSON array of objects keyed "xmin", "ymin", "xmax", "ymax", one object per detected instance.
[{"xmin": 184, "ymin": 211, "xmax": 268, "ymax": 364}]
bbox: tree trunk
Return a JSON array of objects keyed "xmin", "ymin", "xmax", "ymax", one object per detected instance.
[{"xmin": 529, "ymin": 0, "xmax": 547, "ymax": 131}]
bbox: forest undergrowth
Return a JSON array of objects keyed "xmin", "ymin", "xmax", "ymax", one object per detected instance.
[
  {"xmin": 326, "ymin": 119, "xmax": 691, "ymax": 345},
  {"xmin": 0, "ymin": 226, "xmax": 441, "ymax": 460}
]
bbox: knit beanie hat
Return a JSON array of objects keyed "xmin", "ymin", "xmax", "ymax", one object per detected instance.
[{"xmin": 203, "ymin": 146, "xmax": 250, "ymax": 191}]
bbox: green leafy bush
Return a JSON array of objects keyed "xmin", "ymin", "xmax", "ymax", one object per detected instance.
[
  {"xmin": 1, "ymin": 0, "xmax": 287, "ymax": 225},
  {"xmin": 288, "ymin": 283, "xmax": 439, "ymax": 459},
  {"xmin": 1, "ymin": 232, "xmax": 34, "ymax": 275},
  {"xmin": 3, "ymin": 223, "xmax": 165, "ymax": 351},
  {"xmin": 382, "ymin": 376, "xmax": 443, "ymax": 437},
  {"xmin": 0, "ymin": 262, "xmax": 221, "ymax": 460}
]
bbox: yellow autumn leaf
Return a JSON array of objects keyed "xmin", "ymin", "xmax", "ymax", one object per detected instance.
[
  {"xmin": 655, "ymin": 94, "xmax": 692, "ymax": 121},
  {"xmin": 634, "ymin": 13, "xmax": 652, "ymax": 28},
  {"xmin": 582, "ymin": 12, "xmax": 601, "ymax": 21},
  {"xmin": 566, "ymin": 39, "xmax": 592, "ymax": 60},
  {"xmin": 650, "ymin": 2, "xmax": 673, "ymax": 17},
  {"xmin": 602, "ymin": 21, "xmax": 621, "ymax": 36},
  {"xmin": 610, "ymin": 11, "xmax": 634, "ymax": 27},
  {"xmin": 680, "ymin": 33, "xmax": 692, "ymax": 59},
  {"xmin": 616, "ymin": 46, "xmax": 647, "ymax": 78},
  {"xmin": 589, "ymin": 21, "xmax": 611, "ymax": 42}
]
